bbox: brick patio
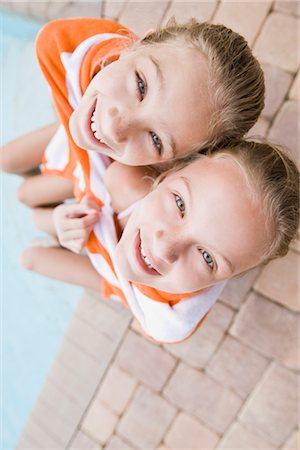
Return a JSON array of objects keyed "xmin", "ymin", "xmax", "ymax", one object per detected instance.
[{"xmin": 2, "ymin": 0, "xmax": 298, "ymax": 449}]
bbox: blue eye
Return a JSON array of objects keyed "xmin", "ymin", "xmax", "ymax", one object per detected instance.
[
  {"xmin": 135, "ymin": 71, "xmax": 146, "ymax": 100},
  {"xmin": 200, "ymin": 250, "xmax": 214, "ymax": 270},
  {"xmin": 150, "ymin": 132, "xmax": 162, "ymax": 154},
  {"xmin": 174, "ymin": 194, "xmax": 185, "ymax": 216}
]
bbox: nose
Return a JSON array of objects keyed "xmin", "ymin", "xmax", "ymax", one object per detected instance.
[
  {"xmin": 154, "ymin": 230, "xmax": 182, "ymax": 264},
  {"xmin": 108, "ymin": 106, "xmax": 136, "ymax": 143}
]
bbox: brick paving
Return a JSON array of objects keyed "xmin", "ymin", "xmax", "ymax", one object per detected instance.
[{"xmin": 4, "ymin": 0, "xmax": 298, "ymax": 448}]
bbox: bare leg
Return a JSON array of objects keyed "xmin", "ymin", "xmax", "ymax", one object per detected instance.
[
  {"xmin": 32, "ymin": 207, "xmax": 56, "ymax": 236},
  {"xmin": 20, "ymin": 246, "xmax": 103, "ymax": 291},
  {"xmin": 17, "ymin": 174, "xmax": 74, "ymax": 208},
  {"xmin": 0, "ymin": 122, "xmax": 58, "ymax": 174}
]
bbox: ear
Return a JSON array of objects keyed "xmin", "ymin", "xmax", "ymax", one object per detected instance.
[{"xmin": 139, "ymin": 28, "xmax": 155, "ymax": 41}]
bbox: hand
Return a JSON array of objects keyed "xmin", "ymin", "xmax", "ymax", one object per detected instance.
[{"xmin": 53, "ymin": 196, "xmax": 100, "ymax": 254}]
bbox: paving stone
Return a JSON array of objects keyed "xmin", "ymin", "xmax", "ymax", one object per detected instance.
[
  {"xmin": 268, "ymin": 100, "xmax": 299, "ymax": 163},
  {"xmin": 280, "ymin": 329, "xmax": 299, "ymax": 372},
  {"xmin": 281, "ymin": 429, "xmax": 300, "ymax": 449},
  {"xmin": 130, "ymin": 317, "xmax": 144, "ymax": 335},
  {"xmin": 254, "ymin": 249, "xmax": 299, "ymax": 312},
  {"xmin": 289, "ymin": 71, "xmax": 299, "ymax": 100},
  {"xmin": 56, "ymin": 337, "xmax": 108, "ymax": 385},
  {"xmin": 70, "ymin": 429, "xmax": 102, "ymax": 449},
  {"xmin": 239, "ymin": 363, "xmax": 298, "ymax": 447},
  {"xmin": 246, "ymin": 116, "xmax": 270, "ymax": 139},
  {"xmin": 27, "ymin": 1, "xmax": 49, "ymax": 21},
  {"xmin": 56, "ymin": 2, "xmax": 102, "ymax": 19},
  {"xmin": 115, "ymin": 330, "xmax": 176, "ymax": 391},
  {"xmin": 82, "ymin": 401, "xmax": 119, "ymax": 445},
  {"xmin": 254, "ymin": 12, "xmax": 299, "ymax": 72},
  {"xmin": 162, "ymin": 1, "xmax": 217, "ymax": 25},
  {"xmin": 117, "ymin": 385, "xmax": 177, "ymax": 450},
  {"xmin": 217, "ymin": 421, "xmax": 276, "ymax": 449},
  {"xmin": 219, "ymin": 267, "xmax": 261, "ymax": 309},
  {"xmin": 230, "ymin": 292, "xmax": 298, "ymax": 365},
  {"xmin": 274, "ymin": 1, "xmax": 300, "ymax": 17},
  {"xmin": 47, "ymin": 0, "xmax": 69, "ymax": 20},
  {"xmin": 2, "ymin": 0, "xmax": 29, "ymax": 16},
  {"xmin": 164, "ymin": 411, "xmax": 219, "ymax": 449},
  {"xmin": 16, "ymin": 434, "xmax": 40, "ymax": 450},
  {"xmin": 164, "ymin": 362, "xmax": 242, "ymax": 434},
  {"xmin": 118, "ymin": 1, "xmax": 169, "ymax": 35},
  {"xmin": 85, "ymin": 288, "xmax": 130, "ymax": 316},
  {"xmin": 48, "ymin": 357, "xmax": 100, "ymax": 408},
  {"xmin": 18, "ymin": 416, "xmax": 64, "ymax": 449},
  {"xmin": 164, "ymin": 302, "xmax": 234, "ymax": 369},
  {"xmin": 206, "ymin": 335, "xmax": 269, "ymax": 399},
  {"xmin": 75, "ymin": 292, "xmax": 131, "ymax": 345},
  {"xmin": 96, "ymin": 365, "xmax": 137, "ymax": 415},
  {"xmin": 105, "ymin": 434, "xmax": 135, "ymax": 450},
  {"xmin": 64, "ymin": 314, "xmax": 117, "ymax": 362},
  {"xmin": 103, "ymin": 1, "xmax": 127, "ymax": 20},
  {"xmin": 39, "ymin": 379, "xmax": 83, "ymax": 430},
  {"xmin": 213, "ymin": 1, "xmax": 271, "ymax": 46},
  {"xmin": 261, "ymin": 64, "xmax": 293, "ymax": 119}
]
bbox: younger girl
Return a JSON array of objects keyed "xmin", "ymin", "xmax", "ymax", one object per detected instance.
[
  {"xmin": 21, "ymin": 140, "xmax": 299, "ymax": 344},
  {"xmin": 0, "ymin": 17, "xmax": 264, "ymax": 207}
]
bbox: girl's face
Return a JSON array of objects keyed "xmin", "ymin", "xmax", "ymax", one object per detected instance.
[
  {"xmin": 69, "ymin": 43, "xmax": 212, "ymax": 166},
  {"xmin": 114, "ymin": 156, "xmax": 268, "ymax": 293}
]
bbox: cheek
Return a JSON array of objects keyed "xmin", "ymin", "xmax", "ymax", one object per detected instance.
[{"xmin": 97, "ymin": 64, "xmax": 127, "ymax": 95}]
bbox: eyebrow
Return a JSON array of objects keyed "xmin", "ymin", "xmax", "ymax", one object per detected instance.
[
  {"xmin": 180, "ymin": 175, "xmax": 235, "ymax": 275},
  {"xmin": 148, "ymin": 55, "xmax": 177, "ymax": 158}
]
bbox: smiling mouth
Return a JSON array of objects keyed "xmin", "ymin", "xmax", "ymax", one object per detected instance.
[
  {"xmin": 135, "ymin": 231, "xmax": 161, "ymax": 276},
  {"xmin": 87, "ymin": 100, "xmax": 112, "ymax": 150}
]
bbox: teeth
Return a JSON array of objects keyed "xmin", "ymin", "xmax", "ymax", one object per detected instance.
[
  {"xmin": 90, "ymin": 111, "xmax": 106, "ymax": 144},
  {"xmin": 94, "ymin": 130, "xmax": 101, "ymax": 140},
  {"xmin": 140, "ymin": 243, "xmax": 154, "ymax": 269}
]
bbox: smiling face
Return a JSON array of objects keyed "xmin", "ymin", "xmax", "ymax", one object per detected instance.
[
  {"xmin": 114, "ymin": 155, "xmax": 268, "ymax": 293},
  {"xmin": 69, "ymin": 42, "xmax": 212, "ymax": 165}
]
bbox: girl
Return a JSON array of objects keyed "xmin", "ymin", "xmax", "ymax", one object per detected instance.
[
  {"xmin": 0, "ymin": 17, "xmax": 265, "ymax": 208},
  {"xmin": 21, "ymin": 140, "xmax": 299, "ymax": 344}
]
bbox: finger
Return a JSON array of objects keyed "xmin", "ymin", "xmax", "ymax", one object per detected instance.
[
  {"xmin": 62, "ymin": 228, "xmax": 91, "ymax": 241},
  {"xmin": 64, "ymin": 202, "xmax": 99, "ymax": 219},
  {"xmin": 62, "ymin": 212, "xmax": 99, "ymax": 231},
  {"xmin": 60, "ymin": 235, "xmax": 85, "ymax": 252}
]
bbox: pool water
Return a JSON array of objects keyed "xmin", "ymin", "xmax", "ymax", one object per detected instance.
[{"xmin": 1, "ymin": 10, "xmax": 81, "ymax": 449}]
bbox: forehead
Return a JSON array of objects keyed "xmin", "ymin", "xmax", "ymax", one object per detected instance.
[{"xmin": 165, "ymin": 156, "xmax": 250, "ymax": 194}]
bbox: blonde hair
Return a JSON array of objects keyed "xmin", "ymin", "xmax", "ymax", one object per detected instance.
[
  {"xmin": 154, "ymin": 140, "xmax": 299, "ymax": 265},
  {"xmin": 137, "ymin": 18, "xmax": 265, "ymax": 151}
]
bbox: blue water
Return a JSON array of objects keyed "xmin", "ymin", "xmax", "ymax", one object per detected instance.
[{"xmin": 1, "ymin": 11, "xmax": 82, "ymax": 449}]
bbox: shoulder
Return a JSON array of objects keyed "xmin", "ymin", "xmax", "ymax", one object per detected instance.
[
  {"xmin": 104, "ymin": 161, "xmax": 155, "ymax": 214},
  {"xmin": 36, "ymin": 18, "xmax": 133, "ymax": 53}
]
